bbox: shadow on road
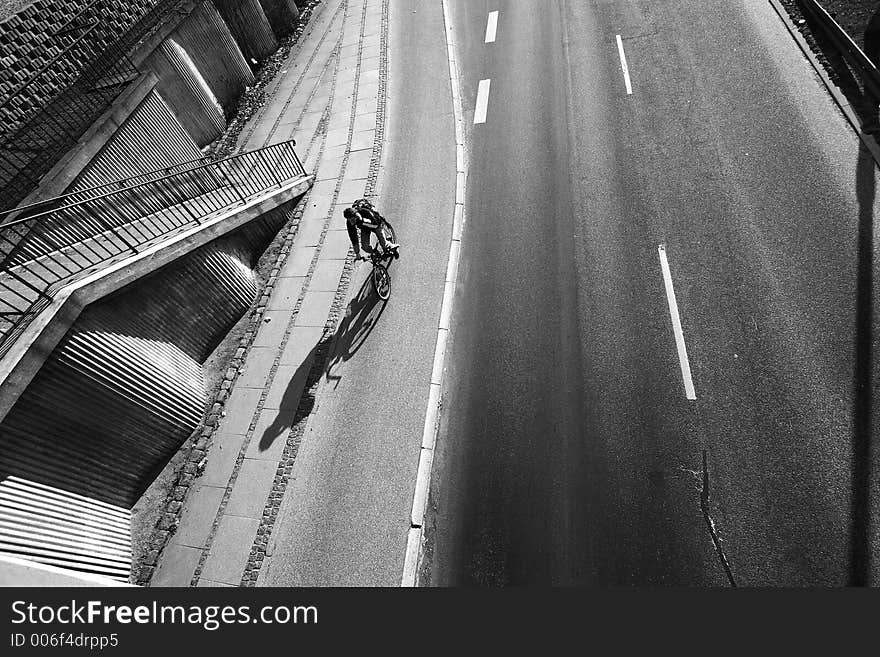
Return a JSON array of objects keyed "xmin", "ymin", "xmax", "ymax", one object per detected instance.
[
  {"xmin": 326, "ymin": 272, "xmax": 387, "ymax": 389},
  {"xmin": 256, "ymin": 265, "xmax": 390, "ymax": 450},
  {"xmin": 852, "ymin": 141, "xmax": 875, "ymax": 586}
]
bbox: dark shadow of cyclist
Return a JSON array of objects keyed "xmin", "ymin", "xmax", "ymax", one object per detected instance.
[{"xmin": 325, "ymin": 271, "xmax": 388, "ymax": 389}]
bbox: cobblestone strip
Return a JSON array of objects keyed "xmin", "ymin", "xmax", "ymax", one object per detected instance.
[
  {"xmin": 237, "ymin": 0, "xmax": 346, "ymax": 152},
  {"xmin": 240, "ymin": 0, "xmax": 390, "ymax": 586},
  {"xmin": 186, "ymin": 0, "xmax": 359, "ymax": 587}
]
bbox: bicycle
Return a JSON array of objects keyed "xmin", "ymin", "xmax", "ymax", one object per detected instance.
[{"xmin": 358, "ymin": 219, "xmax": 398, "ymax": 300}]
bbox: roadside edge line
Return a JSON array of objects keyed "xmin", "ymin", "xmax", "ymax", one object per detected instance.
[{"xmin": 401, "ymin": 0, "xmax": 468, "ymax": 587}]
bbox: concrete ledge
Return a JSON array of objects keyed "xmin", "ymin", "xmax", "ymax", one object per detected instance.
[{"xmin": 0, "ymin": 174, "xmax": 313, "ymax": 422}]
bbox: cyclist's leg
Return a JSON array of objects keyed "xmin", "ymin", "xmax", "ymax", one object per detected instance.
[
  {"xmin": 374, "ymin": 225, "xmax": 389, "ymax": 252},
  {"xmin": 360, "ymin": 226, "xmax": 374, "ymax": 253}
]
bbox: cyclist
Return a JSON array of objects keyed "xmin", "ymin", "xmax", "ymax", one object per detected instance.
[{"xmin": 344, "ymin": 199, "xmax": 399, "ymax": 259}]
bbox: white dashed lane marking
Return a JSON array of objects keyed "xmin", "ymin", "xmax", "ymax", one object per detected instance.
[
  {"xmin": 658, "ymin": 244, "xmax": 696, "ymax": 400},
  {"xmin": 474, "ymin": 79, "xmax": 491, "ymax": 124},
  {"xmin": 485, "ymin": 11, "xmax": 498, "ymax": 43},
  {"xmin": 616, "ymin": 34, "xmax": 633, "ymax": 95}
]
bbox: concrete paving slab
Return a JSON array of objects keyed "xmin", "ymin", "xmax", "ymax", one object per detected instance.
[
  {"xmin": 338, "ymin": 178, "xmax": 367, "ymax": 201},
  {"xmin": 349, "ymin": 128, "xmax": 375, "ymax": 152},
  {"xmin": 326, "ymin": 112, "xmax": 351, "ymax": 132},
  {"xmin": 267, "ymin": 276, "xmax": 306, "ymax": 311},
  {"xmin": 285, "ymin": 114, "xmax": 321, "ymax": 136},
  {"xmin": 310, "ymin": 259, "xmax": 346, "ymax": 292},
  {"xmin": 339, "ymin": 53, "xmax": 360, "ymax": 68},
  {"xmin": 323, "ymin": 143, "xmax": 348, "ymax": 162},
  {"xmin": 353, "ymin": 112, "xmax": 377, "ymax": 134},
  {"xmin": 264, "ymin": 363, "xmax": 312, "ymax": 411},
  {"xmin": 200, "ymin": 516, "xmax": 260, "ymax": 585},
  {"xmin": 315, "ymin": 155, "xmax": 345, "ymax": 181},
  {"xmin": 310, "ymin": 93, "xmax": 332, "ymax": 109},
  {"xmin": 344, "ymin": 149, "xmax": 372, "ymax": 178},
  {"xmin": 172, "ymin": 484, "xmax": 225, "ymax": 549},
  {"xmin": 280, "ymin": 247, "xmax": 317, "ymax": 277},
  {"xmin": 295, "ymin": 291, "xmax": 337, "ymax": 327},
  {"xmin": 360, "ymin": 55, "xmax": 380, "ymax": 69},
  {"xmin": 322, "ymin": 229, "xmax": 354, "ymax": 259},
  {"xmin": 236, "ymin": 346, "xmax": 276, "ymax": 389},
  {"xmin": 274, "ymin": 124, "xmax": 298, "ymax": 142},
  {"xmin": 200, "ymin": 432, "xmax": 246, "ymax": 487},
  {"xmin": 359, "ymin": 68, "xmax": 380, "ymax": 85},
  {"xmin": 253, "ymin": 310, "xmax": 294, "ymax": 347},
  {"xmin": 247, "ymin": 408, "xmax": 296, "ymax": 461},
  {"xmin": 266, "ymin": 133, "xmax": 294, "ymax": 147},
  {"xmin": 356, "ymin": 97, "xmax": 377, "ymax": 116},
  {"xmin": 225, "ymin": 458, "xmax": 279, "ymax": 515},
  {"xmin": 197, "ymin": 579, "xmax": 235, "ymax": 587},
  {"xmin": 324, "ymin": 127, "xmax": 349, "ymax": 148},
  {"xmin": 151, "ymin": 544, "xmax": 201, "ymax": 587},
  {"xmin": 304, "ymin": 150, "xmax": 320, "ymax": 173},
  {"xmin": 296, "ymin": 217, "xmax": 325, "ymax": 246},
  {"xmin": 337, "ymin": 67, "xmax": 357, "ymax": 83},
  {"xmin": 361, "ymin": 33, "xmax": 381, "ymax": 49},
  {"xmin": 357, "ymin": 82, "xmax": 380, "ymax": 100},
  {"xmin": 309, "ymin": 179, "xmax": 338, "ymax": 199},
  {"xmin": 301, "ymin": 194, "xmax": 334, "ymax": 222},
  {"xmin": 218, "ymin": 387, "xmax": 263, "ymax": 435},
  {"xmin": 279, "ymin": 326, "xmax": 325, "ymax": 367}
]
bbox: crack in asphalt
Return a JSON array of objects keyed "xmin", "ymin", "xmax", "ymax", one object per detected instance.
[{"xmin": 700, "ymin": 449, "xmax": 737, "ymax": 587}]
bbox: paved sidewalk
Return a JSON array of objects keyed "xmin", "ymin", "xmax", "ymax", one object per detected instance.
[{"xmin": 151, "ymin": 0, "xmax": 387, "ymax": 586}]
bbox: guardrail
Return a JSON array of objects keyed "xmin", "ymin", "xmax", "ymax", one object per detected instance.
[
  {"xmin": 0, "ymin": 139, "xmax": 305, "ymax": 356},
  {"xmin": 799, "ymin": 0, "xmax": 880, "ymax": 98}
]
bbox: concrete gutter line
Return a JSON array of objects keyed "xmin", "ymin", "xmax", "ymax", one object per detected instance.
[{"xmin": 401, "ymin": 0, "xmax": 468, "ymax": 587}]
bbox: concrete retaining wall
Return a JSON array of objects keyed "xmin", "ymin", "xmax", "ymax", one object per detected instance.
[
  {"xmin": 215, "ymin": 0, "xmax": 278, "ymax": 67},
  {"xmin": 258, "ymin": 0, "xmax": 301, "ymax": 39},
  {"xmin": 69, "ymin": 88, "xmax": 202, "ymax": 191},
  {"xmin": 172, "ymin": 1, "xmax": 255, "ymax": 119}
]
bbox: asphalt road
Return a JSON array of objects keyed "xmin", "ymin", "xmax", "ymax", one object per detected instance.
[{"xmin": 427, "ymin": 0, "xmax": 880, "ymax": 586}]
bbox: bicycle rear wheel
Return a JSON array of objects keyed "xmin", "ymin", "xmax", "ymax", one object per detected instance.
[{"xmin": 372, "ymin": 263, "xmax": 391, "ymax": 300}]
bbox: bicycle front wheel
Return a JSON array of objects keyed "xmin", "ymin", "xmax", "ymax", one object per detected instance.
[
  {"xmin": 381, "ymin": 220, "xmax": 397, "ymax": 244},
  {"xmin": 372, "ymin": 263, "xmax": 391, "ymax": 300}
]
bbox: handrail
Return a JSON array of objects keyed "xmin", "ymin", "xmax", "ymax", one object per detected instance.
[
  {"xmin": 0, "ymin": 139, "xmax": 306, "ymax": 357},
  {"xmin": 0, "ymin": 147, "xmax": 249, "ymax": 225},
  {"xmin": 798, "ymin": 0, "xmax": 880, "ymax": 98}
]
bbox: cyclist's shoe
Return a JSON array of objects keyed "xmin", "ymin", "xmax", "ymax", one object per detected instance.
[{"xmin": 386, "ymin": 242, "xmax": 400, "ymax": 258}]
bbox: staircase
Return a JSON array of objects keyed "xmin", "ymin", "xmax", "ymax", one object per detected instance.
[{"xmin": 0, "ymin": 138, "xmax": 309, "ymax": 582}]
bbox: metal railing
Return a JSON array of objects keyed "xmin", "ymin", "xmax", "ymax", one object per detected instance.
[
  {"xmin": 798, "ymin": 0, "xmax": 880, "ymax": 98},
  {"xmin": 0, "ymin": 139, "xmax": 306, "ymax": 356}
]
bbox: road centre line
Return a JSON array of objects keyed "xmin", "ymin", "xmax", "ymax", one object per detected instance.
[
  {"xmin": 474, "ymin": 79, "xmax": 491, "ymax": 124},
  {"xmin": 658, "ymin": 244, "xmax": 696, "ymax": 400},
  {"xmin": 616, "ymin": 34, "xmax": 633, "ymax": 95},
  {"xmin": 485, "ymin": 11, "xmax": 498, "ymax": 43}
]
